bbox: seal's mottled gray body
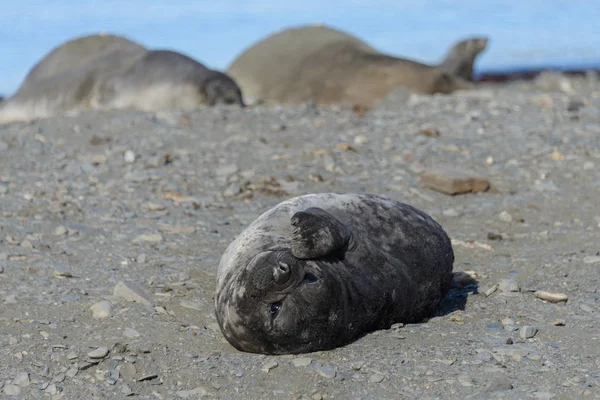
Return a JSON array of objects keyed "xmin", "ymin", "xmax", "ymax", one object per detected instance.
[
  {"xmin": 215, "ymin": 193, "xmax": 454, "ymax": 354},
  {"xmin": 0, "ymin": 34, "xmax": 244, "ymax": 124}
]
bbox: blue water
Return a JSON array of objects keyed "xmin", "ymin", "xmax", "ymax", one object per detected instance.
[{"xmin": 1, "ymin": 0, "xmax": 599, "ymax": 95}]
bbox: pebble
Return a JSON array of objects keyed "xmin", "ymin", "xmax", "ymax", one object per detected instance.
[
  {"xmin": 124, "ymin": 150, "xmax": 136, "ymax": 163},
  {"xmin": 486, "ymin": 374, "xmax": 513, "ymax": 392},
  {"xmin": 442, "ymin": 208, "xmax": 461, "ymax": 217},
  {"xmin": 87, "ymin": 346, "xmax": 109, "ymax": 359},
  {"xmin": 3, "ymin": 384, "xmax": 21, "ymax": 396},
  {"xmin": 534, "ymin": 290, "xmax": 568, "ymax": 303},
  {"xmin": 369, "ymin": 373, "xmax": 385, "ymax": 383},
  {"xmin": 20, "ymin": 240, "xmax": 33, "ymax": 250},
  {"xmin": 119, "ymin": 363, "xmax": 137, "ymax": 380},
  {"xmin": 66, "ymin": 368, "xmax": 78, "ymax": 378},
  {"xmin": 533, "ymin": 391, "xmax": 556, "ymax": 399},
  {"xmin": 420, "ymin": 167, "xmax": 490, "ymax": 195},
  {"xmin": 317, "ymin": 366, "xmax": 337, "ymax": 379},
  {"xmin": 53, "ymin": 264, "xmax": 73, "ymax": 278},
  {"xmin": 176, "ymin": 387, "xmax": 207, "ymax": 398},
  {"xmin": 54, "ymin": 226, "xmax": 68, "ymax": 236},
  {"xmin": 261, "ymin": 361, "xmax": 279, "ymax": 372},
  {"xmin": 113, "ymin": 281, "xmax": 155, "ymax": 306},
  {"xmin": 132, "ymin": 232, "xmax": 163, "ymax": 244},
  {"xmin": 0, "ymin": 183, "xmax": 8, "ymax": 195},
  {"xmin": 13, "ymin": 371, "xmax": 30, "ymax": 387},
  {"xmin": 498, "ymin": 211, "xmax": 513, "ymax": 223},
  {"xmin": 123, "ymin": 328, "xmax": 141, "ymax": 338},
  {"xmin": 45, "ymin": 383, "xmax": 57, "ymax": 395},
  {"xmin": 90, "ymin": 300, "xmax": 113, "ymax": 319},
  {"xmin": 136, "ymin": 254, "xmax": 147, "ymax": 263},
  {"xmin": 519, "ymin": 326, "xmax": 539, "ymax": 339},
  {"xmin": 498, "ymin": 279, "xmax": 520, "ymax": 293},
  {"xmin": 121, "ymin": 383, "xmax": 134, "ymax": 395},
  {"xmin": 291, "ymin": 357, "xmax": 312, "ymax": 367},
  {"xmin": 583, "ymin": 256, "xmax": 600, "ymax": 264},
  {"xmin": 484, "ymin": 284, "xmax": 499, "ymax": 297},
  {"xmin": 4, "ymin": 294, "xmax": 18, "ymax": 304}
]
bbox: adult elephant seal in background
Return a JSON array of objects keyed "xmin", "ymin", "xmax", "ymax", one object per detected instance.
[
  {"xmin": 440, "ymin": 37, "xmax": 489, "ymax": 82},
  {"xmin": 215, "ymin": 193, "xmax": 454, "ymax": 354},
  {"xmin": 18, "ymin": 33, "xmax": 147, "ymax": 91},
  {"xmin": 227, "ymin": 24, "xmax": 487, "ymax": 106},
  {"xmin": 0, "ymin": 35, "xmax": 244, "ymax": 124}
]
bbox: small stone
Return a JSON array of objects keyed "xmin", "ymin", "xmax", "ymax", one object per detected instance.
[
  {"xmin": 13, "ymin": 372, "xmax": 30, "ymax": 387},
  {"xmin": 121, "ymin": 383, "xmax": 134, "ymax": 396},
  {"xmin": 223, "ymin": 183, "xmax": 243, "ymax": 198},
  {"xmin": 91, "ymin": 300, "xmax": 113, "ymax": 319},
  {"xmin": 583, "ymin": 161, "xmax": 595, "ymax": 170},
  {"xmin": 87, "ymin": 346, "xmax": 109, "ymax": 359},
  {"xmin": 418, "ymin": 128, "xmax": 440, "ymax": 137},
  {"xmin": 132, "ymin": 233, "xmax": 163, "ymax": 244},
  {"xmin": 354, "ymin": 134, "xmax": 368, "ymax": 144},
  {"xmin": 107, "ymin": 377, "xmax": 118, "ymax": 385},
  {"xmin": 119, "ymin": 363, "xmax": 137, "ymax": 380},
  {"xmin": 0, "ymin": 184, "xmax": 8, "ymax": 195},
  {"xmin": 176, "ymin": 387, "xmax": 208, "ymax": 398},
  {"xmin": 498, "ymin": 279, "xmax": 520, "ymax": 293},
  {"xmin": 420, "ymin": 167, "xmax": 490, "ymax": 195},
  {"xmin": 551, "ymin": 320, "xmax": 566, "ymax": 326},
  {"xmin": 4, "ymin": 383, "xmax": 21, "ymax": 396},
  {"xmin": 66, "ymin": 368, "xmax": 78, "ymax": 378},
  {"xmin": 54, "ymin": 226, "xmax": 68, "ymax": 236},
  {"xmin": 484, "ymin": 284, "xmax": 499, "ymax": 297},
  {"xmin": 261, "ymin": 361, "xmax": 279, "ymax": 372},
  {"xmin": 124, "ymin": 150, "xmax": 136, "ymax": 163},
  {"xmin": 487, "ymin": 232, "xmax": 503, "ymax": 241},
  {"xmin": 136, "ymin": 254, "xmax": 147, "ymax": 263},
  {"xmin": 312, "ymin": 394, "xmax": 323, "ymax": 400},
  {"xmin": 520, "ymin": 326, "xmax": 538, "ymax": 339},
  {"xmin": 485, "ymin": 156, "xmax": 495, "ymax": 166},
  {"xmin": 370, "ymin": 373, "xmax": 385, "ymax": 383},
  {"xmin": 486, "ymin": 375, "xmax": 513, "ymax": 392},
  {"xmin": 146, "ymin": 203, "xmax": 166, "ymax": 211},
  {"xmin": 317, "ymin": 366, "xmax": 336, "ymax": 379},
  {"xmin": 4, "ymin": 294, "xmax": 18, "ymax": 304},
  {"xmin": 90, "ymin": 154, "xmax": 108, "ymax": 165},
  {"xmin": 443, "ymin": 208, "xmax": 461, "ymax": 217},
  {"xmin": 123, "ymin": 328, "xmax": 141, "ymax": 338},
  {"xmin": 66, "ymin": 351, "xmax": 78, "ymax": 360},
  {"xmin": 45, "ymin": 383, "xmax": 57, "ymax": 395},
  {"xmin": 534, "ymin": 291, "xmax": 568, "ymax": 303},
  {"xmin": 53, "ymin": 374, "xmax": 65, "ymax": 383},
  {"xmin": 291, "ymin": 357, "xmax": 312, "ymax": 367},
  {"xmin": 533, "ymin": 392, "xmax": 556, "ymax": 399},
  {"xmin": 113, "ymin": 281, "xmax": 155, "ymax": 306},
  {"xmin": 20, "ymin": 240, "xmax": 34, "ymax": 250},
  {"xmin": 53, "ymin": 264, "xmax": 73, "ymax": 278},
  {"xmin": 498, "ymin": 211, "xmax": 513, "ymax": 223},
  {"xmin": 583, "ymin": 256, "xmax": 600, "ymax": 264},
  {"xmin": 580, "ymin": 304, "xmax": 594, "ymax": 312}
]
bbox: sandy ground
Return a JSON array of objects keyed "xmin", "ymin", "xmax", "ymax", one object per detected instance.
[{"xmin": 1, "ymin": 74, "xmax": 599, "ymax": 400}]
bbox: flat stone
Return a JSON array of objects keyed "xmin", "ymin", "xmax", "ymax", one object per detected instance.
[
  {"xmin": 370, "ymin": 373, "xmax": 385, "ymax": 383},
  {"xmin": 486, "ymin": 374, "xmax": 513, "ymax": 392},
  {"xmin": 583, "ymin": 256, "xmax": 600, "ymax": 264},
  {"xmin": 498, "ymin": 279, "xmax": 520, "ymax": 293},
  {"xmin": 13, "ymin": 371, "xmax": 30, "ymax": 387},
  {"xmin": 261, "ymin": 361, "xmax": 279, "ymax": 372},
  {"xmin": 534, "ymin": 290, "xmax": 568, "ymax": 303},
  {"xmin": 90, "ymin": 300, "xmax": 113, "ymax": 319},
  {"xmin": 533, "ymin": 391, "xmax": 556, "ymax": 399},
  {"xmin": 420, "ymin": 167, "xmax": 490, "ymax": 195},
  {"xmin": 499, "ymin": 211, "xmax": 513, "ymax": 223},
  {"xmin": 113, "ymin": 281, "xmax": 155, "ymax": 306},
  {"xmin": 121, "ymin": 383, "xmax": 134, "ymax": 395},
  {"xmin": 520, "ymin": 326, "xmax": 539, "ymax": 339},
  {"xmin": 132, "ymin": 233, "xmax": 163, "ymax": 244},
  {"xmin": 87, "ymin": 346, "xmax": 109, "ymax": 359},
  {"xmin": 54, "ymin": 226, "xmax": 68, "ymax": 236},
  {"xmin": 317, "ymin": 366, "xmax": 336, "ymax": 379},
  {"xmin": 291, "ymin": 357, "xmax": 312, "ymax": 367},
  {"xmin": 123, "ymin": 328, "xmax": 141, "ymax": 338},
  {"xmin": 176, "ymin": 387, "xmax": 208, "ymax": 398},
  {"xmin": 4, "ymin": 383, "xmax": 21, "ymax": 395},
  {"xmin": 119, "ymin": 363, "xmax": 137, "ymax": 380}
]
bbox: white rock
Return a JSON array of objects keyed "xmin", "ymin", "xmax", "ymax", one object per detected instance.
[
  {"xmin": 498, "ymin": 211, "xmax": 513, "ymax": 223},
  {"xmin": 583, "ymin": 256, "xmax": 600, "ymax": 264},
  {"xmin": 124, "ymin": 150, "xmax": 136, "ymax": 163},
  {"xmin": 87, "ymin": 346, "xmax": 109, "ymax": 359},
  {"xmin": 90, "ymin": 301, "xmax": 112, "ymax": 319}
]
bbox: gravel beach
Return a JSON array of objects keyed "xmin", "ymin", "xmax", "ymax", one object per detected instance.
[{"xmin": 1, "ymin": 73, "xmax": 599, "ymax": 399}]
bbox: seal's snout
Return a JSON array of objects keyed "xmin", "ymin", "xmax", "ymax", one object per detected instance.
[{"xmin": 274, "ymin": 262, "xmax": 291, "ymax": 285}]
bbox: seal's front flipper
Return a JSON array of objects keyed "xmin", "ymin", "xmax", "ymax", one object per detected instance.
[{"xmin": 290, "ymin": 207, "xmax": 351, "ymax": 259}]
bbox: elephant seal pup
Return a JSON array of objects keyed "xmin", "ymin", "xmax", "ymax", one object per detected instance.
[
  {"xmin": 0, "ymin": 48, "xmax": 244, "ymax": 124},
  {"xmin": 227, "ymin": 24, "xmax": 478, "ymax": 106},
  {"xmin": 19, "ymin": 33, "xmax": 147, "ymax": 91},
  {"xmin": 440, "ymin": 37, "xmax": 489, "ymax": 81},
  {"xmin": 215, "ymin": 193, "xmax": 454, "ymax": 354}
]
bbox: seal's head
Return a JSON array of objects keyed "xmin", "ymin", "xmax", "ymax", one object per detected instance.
[
  {"xmin": 204, "ymin": 74, "xmax": 246, "ymax": 107},
  {"xmin": 215, "ymin": 207, "xmax": 359, "ymax": 354},
  {"xmin": 216, "ymin": 249, "xmax": 349, "ymax": 354}
]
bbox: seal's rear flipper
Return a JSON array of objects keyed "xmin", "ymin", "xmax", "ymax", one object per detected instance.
[{"xmin": 290, "ymin": 207, "xmax": 351, "ymax": 259}]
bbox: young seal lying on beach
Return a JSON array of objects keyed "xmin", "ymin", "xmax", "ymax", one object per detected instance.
[
  {"xmin": 227, "ymin": 24, "xmax": 488, "ymax": 106},
  {"xmin": 215, "ymin": 193, "xmax": 455, "ymax": 354},
  {"xmin": 0, "ymin": 34, "xmax": 244, "ymax": 124}
]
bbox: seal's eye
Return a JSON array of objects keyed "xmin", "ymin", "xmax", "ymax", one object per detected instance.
[
  {"xmin": 269, "ymin": 301, "xmax": 282, "ymax": 317},
  {"xmin": 302, "ymin": 273, "xmax": 318, "ymax": 284}
]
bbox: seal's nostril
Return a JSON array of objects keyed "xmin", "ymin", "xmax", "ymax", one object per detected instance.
[{"xmin": 273, "ymin": 262, "xmax": 291, "ymax": 285}]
